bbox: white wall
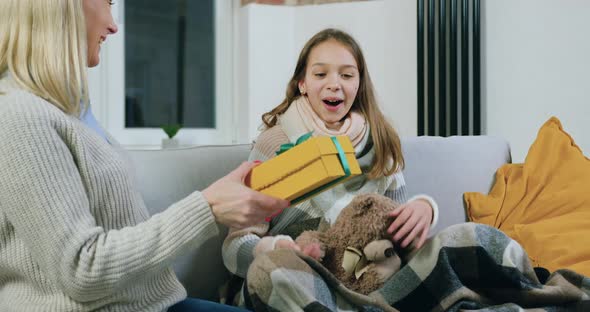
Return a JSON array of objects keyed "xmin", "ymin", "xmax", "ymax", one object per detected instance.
[
  {"xmin": 483, "ymin": 0, "xmax": 590, "ymax": 162},
  {"xmin": 238, "ymin": 0, "xmax": 590, "ymax": 161},
  {"xmin": 234, "ymin": 4, "xmax": 295, "ymax": 143},
  {"xmin": 91, "ymin": 0, "xmax": 590, "ymax": 155},
  {"xmin": 236, "ymin": 0, "xmax": 417, "ymax": 143}
]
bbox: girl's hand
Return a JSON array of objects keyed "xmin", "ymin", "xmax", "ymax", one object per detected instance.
[{"xmin": 386, "ymin": 199, "xmax": 433, "ymax": 249}]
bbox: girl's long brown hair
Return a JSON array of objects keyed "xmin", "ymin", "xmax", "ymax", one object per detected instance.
[{"xmin": 262, "ymin": 28, "xmax": 404, "ymax": 178}]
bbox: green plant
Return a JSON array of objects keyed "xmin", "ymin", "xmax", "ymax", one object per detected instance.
[{"xmin": 161, "ymin": 124, "xmax": 183, "ymax": 139}]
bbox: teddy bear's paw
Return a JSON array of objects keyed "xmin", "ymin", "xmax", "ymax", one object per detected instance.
[
  {"xmin": 295, "ymin": 230, "xmax": 321, "ymax": 247},
  {"xmin": 295, "ymin": 231, "xmax": 325, "ymax": 260},
  {"xmin": 301, "ymin": 243, "xmax": 325, "ymax": 261}
]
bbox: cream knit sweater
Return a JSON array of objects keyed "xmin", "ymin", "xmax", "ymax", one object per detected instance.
[{"xmin": 0, "ymin": 74, "xmax": 218, "ymax": 311}]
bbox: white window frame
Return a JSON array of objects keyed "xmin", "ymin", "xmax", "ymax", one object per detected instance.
[{"xmin": 88, "ymin": 0, "xmax": 235, "ymax": 147}]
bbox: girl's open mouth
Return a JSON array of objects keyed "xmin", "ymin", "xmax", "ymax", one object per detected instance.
[
  {"xmin": 322, "ymin": 99, "xmax": 344, "ymax": 112},
  {"xmin": 322, "ymin": 99, "xmax": 344, "ymax": 106}
]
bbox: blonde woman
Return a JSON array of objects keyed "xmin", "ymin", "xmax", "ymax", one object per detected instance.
[{"xmin": 0, "ymin": 0, "xmax": 288, "ymax": 311}]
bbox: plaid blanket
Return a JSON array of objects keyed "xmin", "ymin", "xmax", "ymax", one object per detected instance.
[{"xmin": 245, "ymin": 223, "xmax": 590, "ymax": 311}]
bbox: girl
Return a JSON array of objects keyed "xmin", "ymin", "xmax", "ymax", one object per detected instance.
[{"xmin": 222, "ymin": 28, "xmax": 439, "ymax": 306}]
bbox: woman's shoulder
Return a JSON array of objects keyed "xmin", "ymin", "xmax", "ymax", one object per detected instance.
[
  {"xmin": 0, "ymin": 85, "xmax": 72, "ymax": 138},
  {"xmin": 1, "ymin": 83, "xmax": 68, "ymax": 122}
]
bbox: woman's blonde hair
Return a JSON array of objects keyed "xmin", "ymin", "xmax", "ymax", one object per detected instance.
[
  {"xmin": 0, "ymin": 0, "xmax": 89, "ymax": 115},
  {"xmin": 261, "ymin": 28, "xmax": 404, "ymax": 179}
]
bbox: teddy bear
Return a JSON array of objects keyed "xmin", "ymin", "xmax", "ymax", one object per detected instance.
[{"xmin": 295, "ymin": 193, "xmax": 403, "ymax": 295}]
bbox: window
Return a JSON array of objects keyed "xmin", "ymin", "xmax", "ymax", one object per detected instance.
[{"xmin": 89, "ymin": 0, "xmax": 234, "ymax": 147}]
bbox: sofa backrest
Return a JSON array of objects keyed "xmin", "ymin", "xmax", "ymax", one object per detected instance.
[
  {"xmin": 401, "ymin": 136, "xmax": 511, "ymax": 234},
  {"xmin": 126, "ymin": 135, "xmax": 511, "ymax": 299},
  {"xmin": 127, "ymin": 144, "xmax": 250, "ymax": 300}
]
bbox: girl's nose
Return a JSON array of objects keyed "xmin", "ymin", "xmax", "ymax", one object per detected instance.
[
  {"xmin": 108, "ymin": 22, "xmax": 118, "ymax": 35},
  {"xmin": 326, "ymin": 75, "xmax": 341, "ymax": 91},
  {"xmin": 327, "ymin": 83, "xmax": 341, "ymax": 91}
]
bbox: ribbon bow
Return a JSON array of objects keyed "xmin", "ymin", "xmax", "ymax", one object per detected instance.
[{"xmin": 275, "ymin": 132, "xmax": 313, "ymax": 155}]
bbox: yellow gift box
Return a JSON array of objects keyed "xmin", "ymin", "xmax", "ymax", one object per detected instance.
[{"xmin": 249, "ymin": 134, "xmax": 362, "ymax": 205}]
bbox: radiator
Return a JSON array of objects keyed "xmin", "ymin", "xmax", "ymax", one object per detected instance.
[{"xmin": 417, "ymin": 0, "xmax": 481, "ymax": 136}]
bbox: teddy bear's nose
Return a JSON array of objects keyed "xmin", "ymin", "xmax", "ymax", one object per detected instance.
[{"xmin": 384, "ymin": 248, "xmax": 396, "ymax": 258}]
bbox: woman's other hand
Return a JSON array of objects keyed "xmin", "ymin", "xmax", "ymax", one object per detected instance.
[
  {"xmin": 386, "ymin": 199, "xmax": 433, "ymax": 249},
  {"xmin": 203, "ymin": 161, "xmax": 290, "ymax": 229}
]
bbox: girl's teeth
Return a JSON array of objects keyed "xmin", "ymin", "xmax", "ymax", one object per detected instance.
[{"xmin": 323, "ymin": 99, "xmax": 343, "ymax": 106}]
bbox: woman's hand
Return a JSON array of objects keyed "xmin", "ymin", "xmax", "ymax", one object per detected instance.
[
  {"xmin": 202, "ymin": 161, "xmax": 290, "ymax": 229},
  {"xmin": 386, "ymin": 199, "xmax": 433, "ymax": 249}
]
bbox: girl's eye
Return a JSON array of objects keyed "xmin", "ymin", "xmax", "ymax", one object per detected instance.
[
  {"xmin": 341, "ymin": 74, "xmax": 354, "ymax": 79},
  {"xmin": 314, "ymin": 73, "xmax": 326, "ymax": 78}
]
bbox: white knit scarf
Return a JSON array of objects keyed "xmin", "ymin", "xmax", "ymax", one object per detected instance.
[
  {"xmin": 272, "ymin": 96, "xmax": 393, "ymax": 226},
  {"xmin": 279, "ymin": 96, "xmax": 367, "ymax": 148}
]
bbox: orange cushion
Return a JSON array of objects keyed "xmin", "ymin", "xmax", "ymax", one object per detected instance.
[
  {"xmin": 464, "ymin": 117, "xmax": 590, "ymax": 275},
  {"xmin": 514, "ymin": 211, "xmax": 590, "ymax": 273}
]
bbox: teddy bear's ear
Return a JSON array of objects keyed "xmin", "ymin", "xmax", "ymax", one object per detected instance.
[{"xmin": 352, "ymin": 194, "xmax": 376, "ymax": 216}]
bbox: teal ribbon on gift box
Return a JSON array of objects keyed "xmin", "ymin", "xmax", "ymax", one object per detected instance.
[
  {"xmin": 276, "ymin": 132, "xmax": 313, "ymax": 155},
  {"xmin": 276, "ymin": 134, "xmax": 352, "ymax": 205}
]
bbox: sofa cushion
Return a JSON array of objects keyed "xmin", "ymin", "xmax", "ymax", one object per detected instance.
[{"xmin": 465, "ymin": 117, "xmax": 590, "ymax": 275}]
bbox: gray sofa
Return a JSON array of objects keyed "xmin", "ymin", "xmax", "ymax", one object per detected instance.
[{"xmin": 127, "ymin": 135, "xmax": 511, "ymax": 301}]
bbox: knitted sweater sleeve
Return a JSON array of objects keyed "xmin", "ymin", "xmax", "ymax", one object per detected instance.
[
  {"xmin": 0, "ymin": 109, "xmax": 218, "ymax": 302},
  {"xmin": 384, "ymin": 170, "xmax": 439, "ymax": 228},
  {"xmin": 384, "ymin": 170, "xmax": 409, "ymax": 204},
  {"xmin": 221, "ymin": 127, "xmax": 290, "ymax": 278}
]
